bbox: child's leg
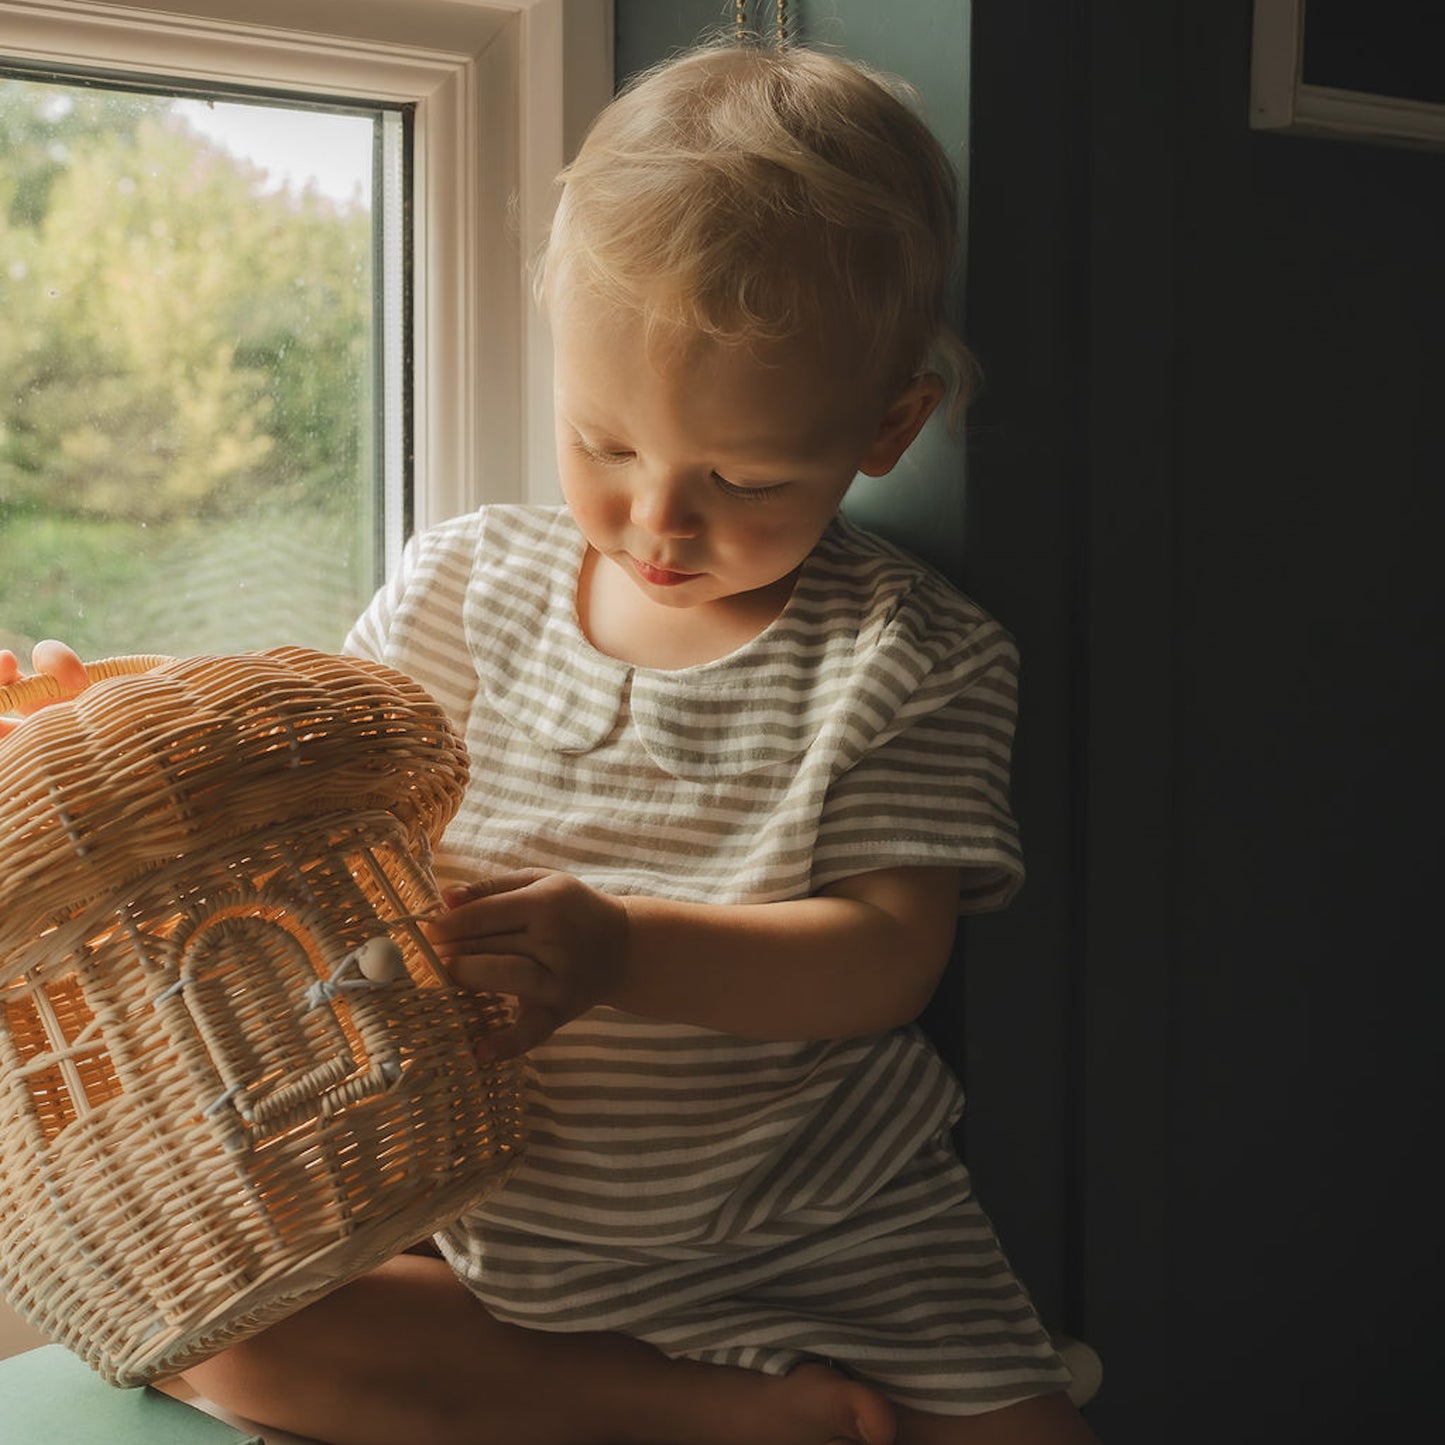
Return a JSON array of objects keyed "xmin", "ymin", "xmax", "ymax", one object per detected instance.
[
  {"xmin": 182, "ymin": 1251, "xmax": 896, "ymax": 1445},
  {"xmin": 894, "ymin": 1394, "xmax": 1100, "ymax": 1445}
]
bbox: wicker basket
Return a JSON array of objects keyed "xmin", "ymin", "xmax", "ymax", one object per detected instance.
[{"xmin": 0, "ymin": 648, "xmax": 524, "ymax": 1386}]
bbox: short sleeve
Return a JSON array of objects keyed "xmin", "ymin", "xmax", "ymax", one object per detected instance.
[
  {"xmin": 338, "ymin": 514, "xmax": 483, "ymax": 731},
  {"xmin": 342, "ymin": 537, "xmax": 415, "ymax": 665},
  {"xmin": 810, "ymin": 619, "xmax": 1024, "ymax": 913}
]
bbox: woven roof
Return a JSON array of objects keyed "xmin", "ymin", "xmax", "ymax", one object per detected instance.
[{"xmin": 0, "ymin": 648, "xmax": 468, "ymax": 968}]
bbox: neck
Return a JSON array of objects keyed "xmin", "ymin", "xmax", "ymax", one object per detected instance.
[{"xmin": 577, "ymin": 550, "xmax": 797, "ymax": 669}]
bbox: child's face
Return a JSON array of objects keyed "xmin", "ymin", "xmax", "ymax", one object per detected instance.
[{"xmin": 551, "ymin": 286, "xmax": 935, "ymax": 624}]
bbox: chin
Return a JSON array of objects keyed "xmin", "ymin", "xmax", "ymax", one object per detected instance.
[{"xmin": 634, "ymin": 581, "xmax": 712, "ymax": 609}]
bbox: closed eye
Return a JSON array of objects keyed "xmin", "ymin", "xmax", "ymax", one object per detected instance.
[
  {"xmin": 714, "ymin": 474, "xmax": 788, "ymax": 502},
  {"xmin": 573, "ymin": 437, "xmax": 634, "ymax": 465}
]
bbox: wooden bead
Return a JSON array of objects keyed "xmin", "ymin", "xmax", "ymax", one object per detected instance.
[{"xmin": 355, "ymin": 936, "xmax": 407, "ymax": 983}]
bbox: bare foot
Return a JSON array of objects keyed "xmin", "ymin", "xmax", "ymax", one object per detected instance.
[
  {"xmin": 785, "ymin": 1361, "xmax": 897, "ymax": 1445},
  {"xmin": 651, "ymin": 1358, "xmax": 896, "ymax": 1445}
]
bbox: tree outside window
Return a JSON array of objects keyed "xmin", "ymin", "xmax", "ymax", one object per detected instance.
[{"xmin": 0, "ymin": 75, "xmax": 399, "ymax": 661}]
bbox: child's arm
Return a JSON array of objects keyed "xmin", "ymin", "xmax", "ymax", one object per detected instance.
[{"xmin": 423, "ymin": 864, "xmax": 962, "ymax": 1058}]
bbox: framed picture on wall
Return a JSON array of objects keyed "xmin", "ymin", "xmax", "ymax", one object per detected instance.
[{"xmin": 1250, "ymin": 0, "xmax": 1445, "ymax": 150}]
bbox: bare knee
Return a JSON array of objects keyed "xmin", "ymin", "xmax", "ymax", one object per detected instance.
[{"xmin": 179, "ymin": 1256, "xmax": 502, "ymax": 1445}]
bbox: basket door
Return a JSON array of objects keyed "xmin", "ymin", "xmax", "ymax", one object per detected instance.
[{"xmin": 162, "ymin": 891, "xmax": 384, "ymax": 1150}]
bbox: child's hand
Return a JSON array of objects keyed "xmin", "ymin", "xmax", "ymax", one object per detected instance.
[
  {"xmin": 422, "ymin": 869, "xmax": 629, "ymax": 1063},
  {"xmin": 0, "ymin": 641, "xmax": 89, "ymax": 738}
]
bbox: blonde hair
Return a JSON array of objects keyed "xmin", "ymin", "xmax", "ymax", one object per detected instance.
[{"xmin": 539, "ymin": 43, "xmax": 979, "ymax": 412}]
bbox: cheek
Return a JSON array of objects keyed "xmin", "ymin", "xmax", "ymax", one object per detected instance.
[
  {"xmin": 711, "ymin": 516, "xmax": 817, "ymax": 584},
  {"xmin": 729, "ymin": 500, "xmax": 838, "ymax": 562},
  {"xmin": 558, "ymin": 460, "xmax": 610, "ymax": 529}
]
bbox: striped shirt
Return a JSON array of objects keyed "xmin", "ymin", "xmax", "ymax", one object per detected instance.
[{"xmin": 344, "ymin": 505, "xmax": 1068, "ymax": 1414}]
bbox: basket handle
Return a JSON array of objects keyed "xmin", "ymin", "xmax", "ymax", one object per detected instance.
[{"xmin": 0, "ymin": 655, "xmax": 175, "ymax": 717}]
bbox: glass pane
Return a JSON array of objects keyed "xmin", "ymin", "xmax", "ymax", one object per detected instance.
[{"xmin": 0, "ymin": 75, "xmax": 404, "ymax": 664}]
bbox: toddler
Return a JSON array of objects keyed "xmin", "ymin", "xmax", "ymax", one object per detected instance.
[{"xmin": 2, "ymin": 40, "xmax": 1097, "ymax": 1445}]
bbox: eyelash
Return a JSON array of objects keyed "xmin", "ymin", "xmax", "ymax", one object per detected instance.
[
  {"xmin": 575, "ymin": 439, "xmax": 630, "ymax": 466},
  {"xmin": 573, "ymin": 438, "xmax": 787, "ymax": 502},
  {"xmin": 713, "ymin": 477, "xmax": 787, "ymax": 503}
]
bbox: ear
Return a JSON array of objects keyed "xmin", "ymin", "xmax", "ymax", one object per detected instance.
[{"xmin": 857, "ymin": 372, "xmax": 946, "ymax": 477}]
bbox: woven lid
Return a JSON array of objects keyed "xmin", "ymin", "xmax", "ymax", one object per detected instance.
[{"xmin": 0, "ymin": 648, "xmax": 469, "ymax": 970}]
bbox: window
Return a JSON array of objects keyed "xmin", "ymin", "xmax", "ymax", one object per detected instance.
[
  {"xmin": 0, "ymin": 72, "xmax": 406, "ymax": 656},
  {"xmin": 2, "ymin": 970, "xmax": 120, "ymax": 1144},
  {"xmin": 0, "ymin": 0, "xmax": 612, "ymax": 658}
]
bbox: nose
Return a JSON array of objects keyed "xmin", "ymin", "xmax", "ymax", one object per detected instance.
[{"xmin": 630, "ymin": 469, "xmax": 702, "ymax": 538}]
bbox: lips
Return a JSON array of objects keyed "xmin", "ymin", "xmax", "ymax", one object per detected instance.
[{"xmin": 631, "ymin": 557, "xmax": 700, "ymax": 587}]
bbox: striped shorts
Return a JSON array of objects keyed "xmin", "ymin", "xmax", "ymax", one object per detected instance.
[{"xmin": 439, "ymin": 1127, "xmax": 1070, "ymax": 1416}]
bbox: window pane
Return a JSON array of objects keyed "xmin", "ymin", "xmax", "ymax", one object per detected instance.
[{"xmin": 0, "ymin": 74, "xmax": 408, "ymax": 663}]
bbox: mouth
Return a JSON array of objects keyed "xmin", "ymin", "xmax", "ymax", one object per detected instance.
[{"xmin": 630, "ymin": 557, "xmax": 701, "ymax": 587}]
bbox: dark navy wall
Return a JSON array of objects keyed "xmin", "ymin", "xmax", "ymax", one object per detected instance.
[{"xmin": 968, "ymin": 1, "xmax": 1444, "ymax": 1439}]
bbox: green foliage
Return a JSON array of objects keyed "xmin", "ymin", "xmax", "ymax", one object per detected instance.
[
  {"xmin": 0, "ymin": 84, "xmax": 168, "ymax": 228},
  {"xmin": 0, "ymin": 76, "xmax": 380, "ymax": 657},
  {"xmin": 0, "ymin": 504, "xmax": 366, "ymax": 659},
  {"xmin": 0, "ymin": 80, "xmax": 373, "ymax": 524}
]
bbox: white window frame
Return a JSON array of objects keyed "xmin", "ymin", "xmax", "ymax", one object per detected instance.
[{"xmin": 0, "ymin": 0, "xmax": 614, "ymax": 537}]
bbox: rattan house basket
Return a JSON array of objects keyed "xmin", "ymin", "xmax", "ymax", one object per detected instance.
[{"xmin": 0, "ymin": 648, "xmax": 524, "ymax": 1387}]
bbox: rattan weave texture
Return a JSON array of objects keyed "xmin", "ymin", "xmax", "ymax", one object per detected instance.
[{"xmin": 0, "ymin": 649, "xmax": 524, "ymax": 1386}]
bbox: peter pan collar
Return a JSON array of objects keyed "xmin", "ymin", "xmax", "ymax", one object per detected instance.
[{"xmin": 463, "ymin": 508, "xmax": 861, "ymax": 781}]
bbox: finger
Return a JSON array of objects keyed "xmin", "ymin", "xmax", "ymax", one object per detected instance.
[
  {"xmin": 31, "ymin": 640, "xmax": 88, "ymax": 694},
  {"xmin": 438, "ymin": 869, "xmax": 553, "ymax": 910},
  {"xmin": 425, "ymin": 884, "xmax": 550, "ymax": 944},
  {"xmin": 443, "ymin": 950, "xmax": 562, "ymax": 1004},
  {"xmin": 425, "ymin": 902, "xmax": 528, "ymax": 945},
  {"xmin": 1, "ymin": 646, "xmax": 84, "ymax": 736},
  {"xmin": 472, "ymin": 1002, "xmax": 564, "ymax": 1065},
  {"xmin": 0, "ymin": 641, "xmax": 89, "ymax": 733}
]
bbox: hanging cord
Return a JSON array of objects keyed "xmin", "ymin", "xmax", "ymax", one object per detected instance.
[{"xmin": 734, "ymin": 0, "xmax": 791, "ymax": 47}]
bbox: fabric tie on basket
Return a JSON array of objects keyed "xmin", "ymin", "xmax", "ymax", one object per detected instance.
[{"xmin": 0, "ymin": 647, "xmax": 524, "ymax": 1387}]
